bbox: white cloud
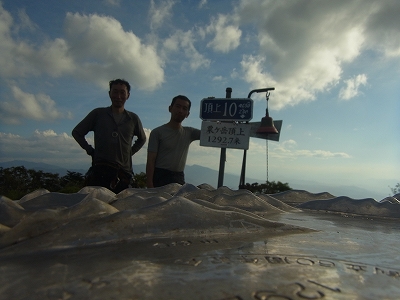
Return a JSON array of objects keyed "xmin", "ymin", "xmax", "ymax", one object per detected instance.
[
  {"xmin": 339, "ymin": 74, "xmax": 368, "ymax": 100},
  {"xmin": 0, "ymin": 130, "xmax": 90, "ymax": 168},
  {"xmin": 234, "ymin": 0, "xmax": 400, "ymax": 109},
  {"xmin": 63, "ymin": 12, "xmax": 164, "ymax": 90},
  {"xmin": 0, "ymin": 4, "xmax": 164, "ymax": 91},
  {"xmin": 230, "ymin": 68, "xmax": 239, "ymax": 79},
  {"xmin": 0, "ymin": 4, "xmax": 74, "ymax": 77},
  {"xmin": 149, "ymin": 0, "xmax": 176, "ymax": 30},
  {"xmin": 256, "ymin": 44, "xmax": 344, "ymax": 108},
  {"xmin": 161, "ymin": 8, "xmax": 241, "ymax": 71},
  {"xmin": 198, "ymin": 0, "xmax": 208, "ymax": 9},
  {"xmin": 0, "ymin": 5, "xmax": 23, "ymax": 77},
  {"xmin": 16, "ymin": 8, "xmax": 38, "ymax": 32},
  {"xmin": 34, "ymin": 38, "xmax": 76, "ymax": 77},
  {"xmin": 206, "ymin": 14, "xmax": 241, "ymax": 53},
  {"xmin": 281, "ymin": 139, "xmax": 296, "ymax": 148},
  {"xmin": 272, "ymin": 141, "xmax": 351, "ymax": 160},
  {"xmin": 0, "ymin": 128, "xmax": 148, "ymax": 170},
  {"xmin": 0, "ymin": 86, "xmax": 71, "ymax": 124},
  {"xmin": 163, "ymin": 30, "xmax": 210, "ymax": 70},
  {"xmin": 364, "ymin": 0, "xmax": 400, "ymax": 57},
  {"xmin": 103, "ymin": 0, "xmax": 121, "ymax": 6},
  {"xmin": 248, "ymin": 138, "xmax": 351, "ymax": 161}
]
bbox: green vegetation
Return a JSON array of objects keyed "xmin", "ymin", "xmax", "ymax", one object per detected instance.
[
  {"xmin": 2, "ymin": 166, "xmax": 396, "ymax": 200},
  {"xmin": 1, "ymin": 166, "xmax": 295, "ymax": 200},
  {"xmin": 240, "ymin": 181, "xmax": 292, "ymax": 194},
  {"xmin": 0, "ymin": 166, "xmax": 147, "ymax": 200},
  {"xmin": 389, "ymin": 183, "xmax": 400, "ymax": 195}
]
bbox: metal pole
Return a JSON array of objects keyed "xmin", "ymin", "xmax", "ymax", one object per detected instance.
[
  {"xmin": 217, "ymin": 87, "xmax": 232, "ymax": 187},
  {"xmin": 239, "ymin": 149, "xmax": 247, "ymax": 188},
  {"xmin": 240, "ymin": 88, "xmax": 275, "ymax": 189},
  {"xmin": 239, "ymin": 121, "xmax": 248, "ymax": 189}
]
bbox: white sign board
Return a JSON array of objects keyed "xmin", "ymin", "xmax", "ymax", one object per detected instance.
[{"xmin": 200, "ymin": 121, "xmax": 250, "ymax": 150}]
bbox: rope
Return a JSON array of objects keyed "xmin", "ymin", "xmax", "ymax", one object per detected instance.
[{"xmin": 266, "ymin": 137, "xmax": 269, "ymax": 183}]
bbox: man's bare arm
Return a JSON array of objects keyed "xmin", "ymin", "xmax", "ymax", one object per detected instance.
[{"xmin": 146, "ymin": 151, "xmax": 157, "ymax": 188}]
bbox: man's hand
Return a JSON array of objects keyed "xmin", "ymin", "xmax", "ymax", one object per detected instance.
[{"xmin": 85, "ymin": 145, "xmax": 95, "ymax": 156}]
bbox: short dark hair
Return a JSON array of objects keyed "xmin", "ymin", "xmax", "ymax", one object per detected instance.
[
  {"xmin": 171, "ymin": 95, "xmax": 191, "ymax": 111},
  {"xmin": 109, "ymin": 79, "xmax": 131, "ymax": 93}
]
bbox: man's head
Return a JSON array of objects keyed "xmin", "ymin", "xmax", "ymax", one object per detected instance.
[
  {"xmin": 170, "ymin": 95, "xmax": 191, "ymax": 111},
  {"xmin": 169, "ymin": 95, "xmax": 191, "ymax": 123},
  {"xmin": 109, "ymin": 79, "xmax": 130, "ymax": 110},
  {"xmin": 109, "ymin": 79, "xmax": 131, "ymax": 93}
]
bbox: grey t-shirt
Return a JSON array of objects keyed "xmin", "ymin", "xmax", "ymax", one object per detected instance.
[{"xmin": 148, "ymin": 124, "xmax": 201, "ymax": 172}]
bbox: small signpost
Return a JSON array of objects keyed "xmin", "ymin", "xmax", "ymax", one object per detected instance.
[
  {"xmin": 200, "ymin": 98, "xmax": 253, "ymax": 121},
  {"xmin": 199, "ymin": 88, "xmax": 280, "ymax": 188}
]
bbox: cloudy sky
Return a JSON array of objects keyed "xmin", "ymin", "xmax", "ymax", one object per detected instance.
[{"xmin": 0, "ymin": 0, "xmax": 399, "ymax": 198}]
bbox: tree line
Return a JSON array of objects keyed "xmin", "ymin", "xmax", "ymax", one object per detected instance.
[
  {"xmin": 2, "ymin": 166, "xmax": 399, "ymax": 201},
  {"xmin": 239, "ymin": 181, "xmax": 292, "ymax": 194},
  {"xmin": 1, "ymin": 166, "xmax": 290, "ymax": 200},
  {"xmin": 0, "ymin": 166, "xmax": 143, "ymax": 200},
  {"xmin": 390, "ymin": 183, "xmax": 400, "ymax": 195},
  {"xmin": 1, "ymin": 166, "xmax": 293, "ymax": 200}
]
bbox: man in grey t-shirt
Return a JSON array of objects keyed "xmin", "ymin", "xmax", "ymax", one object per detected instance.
[{"xmin": 146, "ymin": 95, "xmax": 200, "ymax": 187}]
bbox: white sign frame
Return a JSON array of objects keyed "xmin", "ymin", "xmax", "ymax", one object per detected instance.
[{"xmin": 200, "ymin": 121, "xmax": 250, "ymax": 150}]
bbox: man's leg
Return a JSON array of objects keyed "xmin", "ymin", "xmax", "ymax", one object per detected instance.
[{"xmin": 91, "ymin": 164, "xmax": 119, "ymax": 190}]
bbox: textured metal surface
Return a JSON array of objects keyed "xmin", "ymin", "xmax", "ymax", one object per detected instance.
[{"xmin": 1, "ymin": 211, "xmax": 399, "ymax": 299}]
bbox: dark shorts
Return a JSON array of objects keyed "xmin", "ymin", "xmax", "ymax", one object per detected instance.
[
  {"xmin": 85, "ymin": 162, "xmax": 133, "ymax": 193},
  {"xmin": 153, "ymin": 168, "xmax": 185, "ymax": 187}
]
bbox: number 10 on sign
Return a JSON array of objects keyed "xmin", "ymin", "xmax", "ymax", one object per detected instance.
[{"xmin": 200, "ymin": 98, "xmax": 253, "ymax": 121}]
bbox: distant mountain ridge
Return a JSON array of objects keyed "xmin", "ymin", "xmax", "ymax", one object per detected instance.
[
  {"xmin": 0, "ymin": 160, "xmax": 88, "ymax": 176},
  {"xmin": 0, "ymin": 160, "xmax": 386, "ymax": 200}
]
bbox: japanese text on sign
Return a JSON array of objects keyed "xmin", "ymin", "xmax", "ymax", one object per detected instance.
[
  {"xmin": 200, "ymin": 98, "xmax": 253, "ymax": 121},
  {"xmin": 200, "ymin": 121, "xmax": 250, "ymax": 150}
]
